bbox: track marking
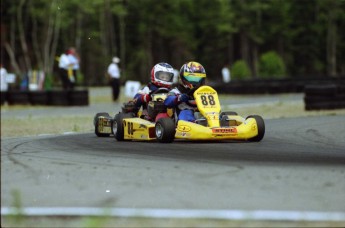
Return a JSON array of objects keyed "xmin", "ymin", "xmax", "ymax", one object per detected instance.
[{"xmin": 1, "ymin": 207, "xmax": 345, "ymax": 221}]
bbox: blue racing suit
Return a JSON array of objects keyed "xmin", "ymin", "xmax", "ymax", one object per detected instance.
[{"xmin": 164, "ymin": 87, "xmax": 197, "ymax": 122}]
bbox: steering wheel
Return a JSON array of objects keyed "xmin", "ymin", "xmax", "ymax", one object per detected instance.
[
  {"xmin": 150, "ymin": 87, "xmax": 170, "ymax": 95},
  {"xmin": 186, "ymin": 87, "xmax": 198, "ymax": 96},
  {"xmin": 149, "ymin": 87, "xmax": 169, "ymax": 102}
]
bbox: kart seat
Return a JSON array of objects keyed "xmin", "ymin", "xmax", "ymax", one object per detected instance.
[
  {"xmin": 194, "ymin": 112, "xmax": 207, "ymax": 126},
  {"xmin": 220, "ymin": 115, "xmax": 238, "ymax": 127}
]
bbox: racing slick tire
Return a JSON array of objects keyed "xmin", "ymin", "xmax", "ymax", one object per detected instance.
[
  {"xmin": 94, "ymin": 112, "xmax": 112, "ymax": 137},
  {"xmin": 246, "ymin": 115, "xmax": 265, "ymax": 142},
  {"xmin": 113, "ymin": 112, "xmax": 136, "ymax": 141},
  {"xmin": 93, "ymin": 112, "xmax": 110, "ymax": 126},
  {"xmin": 155, "ymin": 118, "xmax": 176, "ymax": 143}
]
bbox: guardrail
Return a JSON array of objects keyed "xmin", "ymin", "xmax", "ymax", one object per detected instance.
[{"xmin": 1, "ymin": 89, "xmax": 89, "ymax": 106}]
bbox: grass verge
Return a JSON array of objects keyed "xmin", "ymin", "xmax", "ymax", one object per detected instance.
[{"xmin": 1, "ymin": 115, "xmax": 93, "ymax": 138}]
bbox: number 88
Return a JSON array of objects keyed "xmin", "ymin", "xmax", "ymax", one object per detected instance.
[{"xmin": 201, "ymin": 95, "xmax": 215, "ymax": 105}]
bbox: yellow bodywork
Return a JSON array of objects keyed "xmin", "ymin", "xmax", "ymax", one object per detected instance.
[
  {"xmin": 175, "ymin": 118, "xmax": 258, "ymax": 140},
  {"xmin": 194, "ymin": 86, "xmax": 221, "ymax": 128},
  {"xmin": 123, "ymin": 118, "xmax": 156, "ymax": 140},
  {"xmin": 119, "ymin": 114, "xmax": 259, "ymax": 141},
  {"xmin": 174, "ymin": 86, "xmax": 260, "ymax": 140}
]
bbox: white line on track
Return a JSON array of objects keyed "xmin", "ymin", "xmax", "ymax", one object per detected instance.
[{"xmin": 2, "ymin": 207, "xmax": 345, "ymax": 221}]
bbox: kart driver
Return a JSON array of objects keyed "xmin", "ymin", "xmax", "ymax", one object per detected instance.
[
  {"xmin": 164, "ymin": 61, "xmax": 206, "ymax": 122},
  {"xmin": 133, "ymin": 62, "xmax": 175, "ymax": 118}
]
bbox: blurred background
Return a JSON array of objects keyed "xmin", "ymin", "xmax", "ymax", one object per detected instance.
[{"xmin": 1, "ymin": 0, "xmax": 345, "ymax": 89}]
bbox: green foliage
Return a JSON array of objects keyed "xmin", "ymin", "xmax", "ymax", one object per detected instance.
[
  {"xmin": 258, "ymin": 51, "xmax": 286, "ymax": 79},
  {"xmin": 76, "ymin": 71, "xmax": 84, "ymax": 86},
  {"xmin": 231, "ymin": 60, "xmax": 252, "ymax": 80},
  {"xmin": 2, "ymin": 0, "xmax": 345, "ymax": 84},
  {"xmin": 44, "ymin": 74, "xmax": 53, "ymax": 90}
]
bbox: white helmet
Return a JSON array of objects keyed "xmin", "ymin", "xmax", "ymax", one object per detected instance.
[{"xmin": 150, "ymin": 63, "xmax": 174, "ymax": 88}]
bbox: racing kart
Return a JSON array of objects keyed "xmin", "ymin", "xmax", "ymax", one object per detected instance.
[
  {"xmin": 94, "ymin": 85, "xmax": 265, "ymax": 143},
  {"xmin": 93, "ymin": 87, "xmax": 171, "ymax": 137}
]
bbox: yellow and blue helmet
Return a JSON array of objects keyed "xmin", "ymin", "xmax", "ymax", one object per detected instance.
[{"xmin": 179, "ymin": 61, "xmax": 206, "ymax": 89}]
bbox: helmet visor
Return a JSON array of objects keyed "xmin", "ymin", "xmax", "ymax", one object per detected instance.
[
  {"xmin": 183, "ymin": 74, "xmax": 205, "ymax": 84},
  {"xmin": 156, "ymin": 72, "xmax": 174, "ymax": 82}
]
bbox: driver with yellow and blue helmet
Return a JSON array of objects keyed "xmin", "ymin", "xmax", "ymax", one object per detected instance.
[{"xmin": 164, "ymin": 61, "xmax": 206, "ymax": 122}]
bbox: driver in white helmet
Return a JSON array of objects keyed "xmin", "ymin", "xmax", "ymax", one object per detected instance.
[{"xmin": 133, "ymin": 62, "xmax": 175, "ymax": 119}]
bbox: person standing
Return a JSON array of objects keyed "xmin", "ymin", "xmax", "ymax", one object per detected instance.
[
  {"xmin": 58, "ymin": 50, "xmax": 71, "ymax": 90},
  {"xmin": 0, "ymin": 63, "xmax": 8, "ymax": 92},
  {"xmin": 66, "ymin": 47, "xmax": 80, "ymax": 89},
  {"xmin": 222, "ymin": 64, "xmax": 231, "ymax": 83},
  {"xmin": 107, "ymin": 56, "xmax": 121, "ymax": 102}
]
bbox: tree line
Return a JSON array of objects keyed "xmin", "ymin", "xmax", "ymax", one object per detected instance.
[{"xmin": 1, "ymin": 0, "xmax": 344, "ymax": 87}]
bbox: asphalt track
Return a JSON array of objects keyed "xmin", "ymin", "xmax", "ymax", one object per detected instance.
[{"xmin": 1, "ymin": 115, "xmax": 345, "ymax": 220}]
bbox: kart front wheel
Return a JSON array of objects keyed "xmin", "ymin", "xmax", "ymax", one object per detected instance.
[
  {"xmin": 113, "ymin": 113, "xmax": 125, "ymax": 141},
  {"xmin": 113, "ymin": 112, "xmax": 136, "ymax": 141},
  {"xmin": 246, "ymin": 115, "xmax": 265, "ymax": 142},
  {"xmin": 155, "ymin": 118, "xmax": 176, "ymax": 143}
]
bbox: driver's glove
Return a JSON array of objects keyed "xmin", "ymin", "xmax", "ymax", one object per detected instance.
[
  {"xmin": 142, "ymin": 94, "xmax": 151, "ymax": 103},
  {"xmin": 178, "ymin": 94, "xmax": 189, "ymax": 103}
]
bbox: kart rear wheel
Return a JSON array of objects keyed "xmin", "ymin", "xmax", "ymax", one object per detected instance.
[
  {"xmin": 155, "ymin": 118, "xmax": 176, "ymax": 143},
  {"xmin": 94, "ymin": 112, "xmax": 110, "ymax": 126},
  {"xmin": 94, "ymin": 112, "xmax": 111, "ymax": 137},
  {"xmin": 246, "ymin": 115, "xmax": 265, "ymax": 142}
]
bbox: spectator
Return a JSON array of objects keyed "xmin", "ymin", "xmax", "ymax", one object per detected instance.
[
  {"xmin": 66, "ymin": 47, "xmax": 80, "ymax": 89},
  {"xmin": 107, "ymin": 57, "xmax": 121, "ymax": 102},
  {"xmin": 58, "ymin": 50, "xmax": 73, "ymax": 90},
  {"xmin": 222, "ymin": 63, "xmax": 231, "ymax": 83},
  {"xmin": 0, "ymin": 63, "xmax": 8, "ymax": 91}
]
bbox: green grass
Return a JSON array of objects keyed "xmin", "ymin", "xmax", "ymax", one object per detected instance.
[
  {"xmin": 2, "ymin": 215, "xmax": 344, "ymax": 228},
  {"xmin": 224, "ymin": 101, "xmax": 345, "ymax": 119},
  {"xmin": 1, "ymin": 115, "xmax": 93, "ymax": 137}
]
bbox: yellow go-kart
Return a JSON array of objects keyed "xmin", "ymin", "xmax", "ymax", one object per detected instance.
[
  {"xmin": 104, "ymin": 85, "xmax": 265, "ymax": 143},
  {"xmin": 94, "ymin": 87, "xmax": 171, "ymax": 138}
]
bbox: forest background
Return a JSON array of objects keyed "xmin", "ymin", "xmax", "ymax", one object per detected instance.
[{"xmin": 1, "ymin": 0, "xmax": 344, "ymax": 88}]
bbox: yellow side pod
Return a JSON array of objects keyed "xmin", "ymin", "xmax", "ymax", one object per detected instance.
[
  {"xmin": 123, "ymin": 118, "xmax": 156, "ymax": 140},
  {"xmin": 175, "ymin": 117, "xmax": 259, "ymax": 141}
]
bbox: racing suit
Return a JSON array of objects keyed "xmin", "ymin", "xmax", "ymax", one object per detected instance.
[
  {"xmin": 133, "ymin": 82, "xmax": 161, "ymax": 118},
  {"xmin": 164, "ymin": 86, "xmax": 197, "ymax": 122},
  {"xmin": 133, "ymin": 82, "xmax": 161, "ymax": 107}
]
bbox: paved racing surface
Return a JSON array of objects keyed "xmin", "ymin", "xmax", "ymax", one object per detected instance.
[{"xmin": 2, "ymin": 115, "xmax": 345, "ymax": 218}]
